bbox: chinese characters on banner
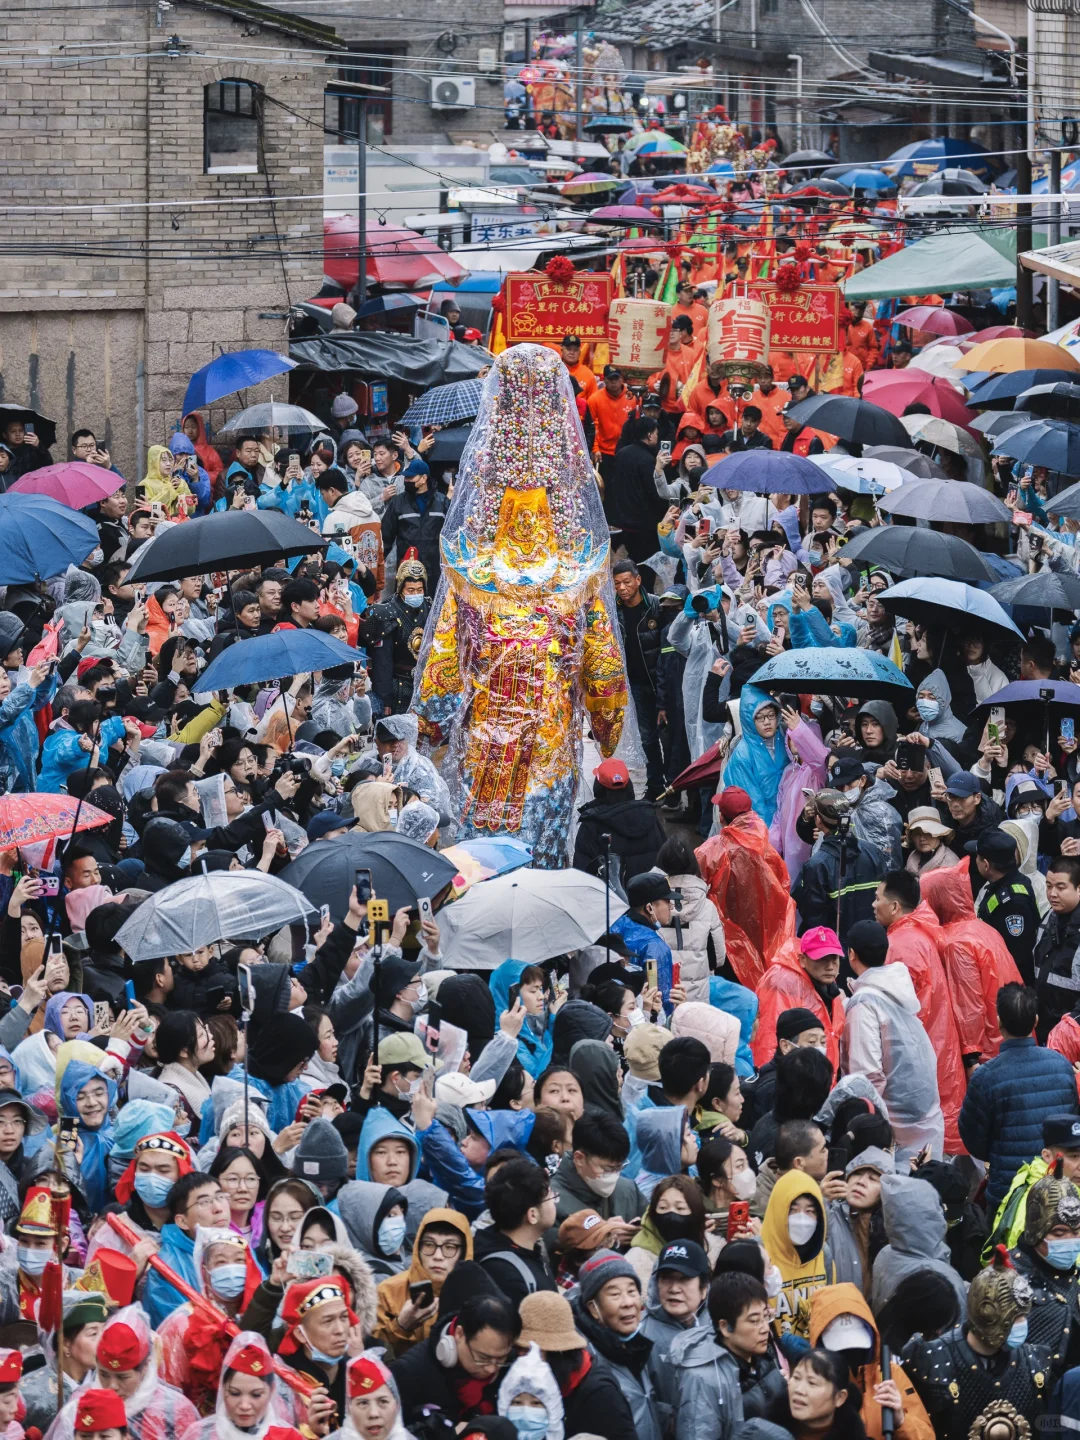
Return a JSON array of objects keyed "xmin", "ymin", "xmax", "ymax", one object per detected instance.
[
  {"xmin": 608, "ymin": 299, "xmax": 671, "ymax": 373},
  {"xmin": 505, "ymin": 272, "xmax": 613, "ymax": 344},
  {"xmin": 751, "ymin": 283, "xmax": 841, "ymax": 354}
]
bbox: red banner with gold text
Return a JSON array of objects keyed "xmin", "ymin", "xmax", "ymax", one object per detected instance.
[
  {"xmin": 750, "ymin": 283, "xmax": 841, "ymax": 354},
  {"xmin": 505, "ymin": 272, "xmax": 613, "ymax": 345}
]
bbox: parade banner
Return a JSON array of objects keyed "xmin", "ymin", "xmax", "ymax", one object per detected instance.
[
  {"xmin": 505, "ymin": 271, "xmax": 613, "ymax": 344},
  {"xmin": 751, "ymin": 283, "xmax": 841, "ymax": 354}
]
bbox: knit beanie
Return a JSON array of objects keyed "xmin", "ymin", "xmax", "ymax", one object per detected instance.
[
  {"xmin": 623, "ymin": 1024, "xmax": 672, "ymax": 1082},
  {"xmin": 292, "ymin": 1118, "xmax": 349, "ymax": 1183},
  {"xmin": 775, "ymin": 1007, "xmax": 822, "ymax": 1042},
  {"xmin": 577, "ymin": 1249, "xmax": 640, "ymax": 1308}
]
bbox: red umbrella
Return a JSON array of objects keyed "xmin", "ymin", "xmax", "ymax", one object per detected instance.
[
  {"xmin": 0, "ymin": 793, "xmax": 112, "ymax": 853},
  {"xmin": 323, "ymin": 219, "xmax": 467, "ymax": 293},
  {"xmin": 667, "ymin": 740, "xmax": 726, "ymax": 794},
  {"xmin": 861, "ymin": 371, "xmax": 978, "ymax": 435},
  {"xmin": 10, "ymin": 462, "xmax": 123, "ymax": 510},
  {"xmin": 894, "ymin": 306, "xmax": 974, "ymax": 337},
  {"xmin": 969, "ymin": 324, "xmax": 1038, "ymax": 342}
]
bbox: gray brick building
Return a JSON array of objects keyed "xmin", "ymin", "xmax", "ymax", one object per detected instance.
[{"xmin": 0, "ymin": 0, "xmax": 340, "ymax": 479}]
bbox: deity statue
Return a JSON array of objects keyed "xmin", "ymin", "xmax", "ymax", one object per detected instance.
[{"xmin": 412, "ymin": 344, "xmax": 629, "ymax": 867}]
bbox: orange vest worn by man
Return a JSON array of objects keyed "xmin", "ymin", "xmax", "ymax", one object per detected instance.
[
  {"xmin": 588, "ymin": 379, "xmax": 638, "ymax": 457},
  {"xmin": 559, "ymin": 334, "xmax": 597, "ymax": 399},
  {"xmin": 749, "ymin": 380, "xmax": 788, "ymax": 447}
]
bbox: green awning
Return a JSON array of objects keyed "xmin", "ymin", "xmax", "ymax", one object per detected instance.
[{"xmin": 843, "ymin": 226, "xmax": 1018, "ymax": 301}]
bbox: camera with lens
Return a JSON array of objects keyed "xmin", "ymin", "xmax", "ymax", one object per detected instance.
[
  {"xmin": 272, "ymin": 753, "xmax": 312, "ymax": 782},
  {"xmin": 690, "ymin": 593, "xmax": 711, "ymax": 615}
]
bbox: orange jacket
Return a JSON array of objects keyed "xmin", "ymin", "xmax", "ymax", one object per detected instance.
[
  {"xmin": 749, "ymin": 384, "xmax": 788, "ymax": 447},
  {"xmin": 649, "ymin": 346, "xmax": 697, "ymax": 413},
  {"xmin": 820, "ymin": 351, "xmax": 864, "ymax": 397},
  {"xmin": 885, "ymin": 900, "xmax": 967, "ymax": 1151},
  {"xmin": 673, "ymin": 299, "xmax": 709, "ymax": 340},
  {"xmin": 846, "ymin": 318, "xmax": 880, "ymax": 370},
  {"xmin": 672, "ymin": 411, "xmax": 707, "ymax": 462},
  {"xmin": 752, "ymin": 937, "xmax": 845, "ymax": 1073},
  {"xmin": 1047, "ymin": 1013, "xmax": 1080, "ymax": 1099},
  {"xmin": 688, "ymin": 380, "xmax": 736, "ymax": 433},
  {"xmin": 564, "ymin": 359, "xmax": 597, "ymax": 399},
  {"xmin": 588, "ymin": 385, "xmax": 638, "ymax": 456},
  {"xmin": 920, "ymin": 860, "xmax": 1023, "ymax": 1062},
  {"xmin": 145, "ymin": 594, "xmax": 172, "ymax": 657},
  {"xmin": 696, "ymin": 812, "xmax": 796, "ymax": 992}
]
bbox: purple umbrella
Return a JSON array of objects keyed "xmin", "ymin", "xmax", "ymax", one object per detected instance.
[
  {"xmin": 975, "ymin": 680, "xmax": 1080, "ymax": 711},
  {"xmin": 589, "ymin": 204, "xmax": 662, "ymax": 224}
]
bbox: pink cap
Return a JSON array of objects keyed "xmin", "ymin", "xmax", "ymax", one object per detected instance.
[{"xmin": 800, "ymin": 925, "xmax": 843, "ymax": 961}]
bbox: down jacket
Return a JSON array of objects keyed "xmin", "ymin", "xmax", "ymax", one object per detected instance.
[{"xmin": 658, "ymin": 875, "xmax": 727, "ymax": 1002}]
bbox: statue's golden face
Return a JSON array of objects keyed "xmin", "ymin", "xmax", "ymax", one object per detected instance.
[{"xmin": 500, "ymin": 486, "xmax": 552, "ymax": 562}]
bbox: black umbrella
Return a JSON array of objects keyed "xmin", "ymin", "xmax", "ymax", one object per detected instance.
[
  {"xmin": 781, "ymin": 149, "xmax": 835, "ymax": 168},
  {"xmin": 878, "ymin": 478, "xmax": 1011, "ymax": 525},
  {"xmin": 908, "ymin": 168, "xmax": 988, "ymax": 197},
  {"xmin": 426, "ymin": 424, "xmax": 473, "ymax": 464},
  {"xmin": 0, "ymin": 404, "xmax": 57, "ymax": 451},
  {"xmin": 787, "ymin": 396, "xmax": 911, "ymax": 447},
  {"xmin": 840, "ymin": 525, "xmax": 998, "ymax": 583},
  {"xmin": 1015, "ymin": 382, "xmax": 1080, "ymax": 423},
  {"xmin": 989, "ymin": 570, "xmax": 1080, "ymax": 613},
  {"xmin": 787, "ymin": 178, "xmax": 852, "ymax": 198},
  {"xmin": 862, "ymin": 445, "xmax": 948, "ymax": 479},
  {"xmin": 125, "ymin": 509, "xmax": 329, "ymax": 583},
  {"xmin": 280, "ymin": 829, "xmax": 459, "ymax": 921},
  {"xmin": 1045, "ymin": 479, "xmax": 1080, "ymax": 519}
]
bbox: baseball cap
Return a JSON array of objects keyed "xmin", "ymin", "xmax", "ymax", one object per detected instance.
[
  {"xmin": 820, "ymin": 1314, "xmax": 876, "ymax": 1353},
  {"xmin": 435, "ymin": 1072, "xmax": 496, "ymax": 1107},
  {"xmin": 558, "ymin": 1209, "xmax": 623, "ymax": 1253},
  {"xmin": 800, "ymin": 925, "xmax": 843, "ymax": 960},
  {"xmin": 830, "ymin": 755, "xmax": 865, "ymax": 788},
  {"xmin": 306, "ymin": 811, "xmax": 358, "ymax": 843},
  {"xmin": 970, "ymin": 827, "xmax": 1020, "ymax": 866},
  {"xmin": 713, "ymin": 786, "xmax": 753, "ymax": 819},
  {"xmin": 656, "ymin": 1240, "xmax": 709, "ymax": 1280},
  {"xmin": 594, "ymin": 758, "xmax": 630, "ymax": 789},
  {"xmin": 377, "ymin": 1033, "xmax": 432, "ymax": 1070},
  {"xmin": 626, "ymin": 871, "xmax": 673, "ymax": 907},
  {"xmin": 561, "ymin": 334, "xmax": 581, "ymax": 347},
  {"xmin": 945, "ymin": 772, "xmax": 982, "ymax": 798},
  {"xmin": 1043, "ymin": 1114, "xmax": 1080, "ymax": 1150}
]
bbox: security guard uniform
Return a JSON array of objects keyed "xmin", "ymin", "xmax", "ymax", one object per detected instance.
[{"xmin": 977, "ymin": 865, "xmax": 1041, "ymax": 986}]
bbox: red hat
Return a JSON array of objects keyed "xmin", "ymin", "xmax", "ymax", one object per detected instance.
[
  {"xmin": 593, "ymin": 758, "xmax": 629, "ymax": 789},
  {"xmin": 713, "ymin": 787, "xmax": 753, "ymax": 821},
  {"xmin": 74, "ymin": 1390, "xmax": 127, "ymax": 1434},
  {"xmin": 114, "ymin": 1131, "xmax": 193, "ymax": 1206},
  {"xmin": 76, "ymin": 657, "xmax": 114, "ymax": 681},
  {"xmin": 800, "ymin": 924, "xmax": 843, "ymax": 961},
  {"xmin": 278, "ymin": 1278, "xmax": 356, "ymax": 1356},
  {"xmin": 347, "ymin": 1355, "xmax": 392, "ymax": 1399},
  {"xmin": 74, "ymin": 1250, "xmax": 138, "ymax": 1309},
  {"xmin": 96, "ymin": 1322, "xmax": 149, "ymax": 1373},
  {"xmin": 122, "ymin": 717, "xmax": 159, "ymax": 740},
  {"xmin": 0, "ymin": 1350, "xmax": 22, "ymax": 1385},
  {"xmin": 226, "ymin": 1343, "xmax": 273, "ymax": 1381}
]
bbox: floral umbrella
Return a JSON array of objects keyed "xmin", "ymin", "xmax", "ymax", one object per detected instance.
[{"xmin": 0, "ymin": 793, "xmax": 112, "ymax": 853}]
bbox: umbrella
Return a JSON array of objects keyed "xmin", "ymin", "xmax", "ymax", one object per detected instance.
[
  {"xmin": 807, "ymin": 455, "xmax": 909, "ymax": 494},
  {"xmin": 425, "ymin": 424, "xmax": 473, "ymax": 464},
  {"xmin": 787, "ymin": 179, "xmax": 852, "ymax": 199},
  {"xmin": 879, "ymin": 478, "xmax": 1011, "ymax": 524},
  {"xmin": 354, "ymin": 293, "xmax": 425, "ymax": 319},
  {"xmin": 992, "ymin": 419, "xmax": 1080, "ymax": 475},
  {"xmin": 400, "ymin": 379, "xmax": 483, "ymax": 427},
  {"xmin": 970, "ymin": 325, "xmax": 1037, "ymax": 342},
  {"xmin": 504, "ymin": 80, "xmax": 526, "ymax": 100},
  {"xmin": 0, "ymin": 493, "xmax": 99, "ymax": 584},
  {"xmin": 125, "ymin": 509, "xmax": 328, "ymax": 584},
  {"xmin": 861, "ymin": 372, "xmax": 977, "ymax": 430},
  {"xmin": 970, "ymin": 409, "xmax": 1036, "ymax": 438},
  {"xmin": 324, "ymin": 219, "xmax": 467, "ymax": 292},
  {"xmin": 877, "ymin": 577, "xmax": 1023, "ymax": 642},
  {"xmin": 182, "ymin": 350, "xmax": 297, "ymax": 416},
  {"xmin": 0, "ymin": 793, "xmax": 112, "ymax": 854},
  {"xmin": 786, "ymin": 395, "xmax": 911, "ymax": 447},
  {"xmin": 751, "ymin": 646, "xmax": 914, "ymax": 705},
  {"xmin": 561, "ymin": 172, "xmax": 621, "ymax": 196},
  {"xmin": 900, "ymin": 413, "xmax": 983, "ymax": 456},
  {"xmin": 584, "ymin": 116, "xmax": 634, "ymax": 134},
  {"xmin": 115, "ymin": 872, "xmax": 316, "ymax": 961},
  {"xmin": 974, "ymin": 679, "xmax": 1080, "ymax": 712},
  {"xmin": 781, "ymin": 149, "xmax": 835, "ymax": 167},
  {"xmin": 589, "ymin": 204, "xmax": 661, "ymax": 224},
  {"xmin": 832, "ymin": 168, "xmax": 895, "ymax": 193},
  {"xmin": 1014, "ymin": 382, "xmax": 1080, "ymax": 423},
  {"xmin": 625, "ymin": 132, "xmax": 686, "ymax": 156},
  {"xmin": 839, "ymin": 525, "xmax": 999, "ymax": 583},
  {"xmin": 706, "ymin": 160, "xmax": 736, "ymax": 179},
  {"xmin": 862, "ymin": 445, "xmax": 948, "ymax": 479},
  {"xmin": 442, "ymin": 837, "xmax": 533, "ymax": 882},
  {"xmin": 1045, "ymin": 479, "xmax": 1080, "ymax": 519},
  {"xmin": 894, "ymin": 306, "xmax": 974, "ymax": 336},
  {"xmin": 908, "ymin": 346, "xmax": 972, "ymax": 383},
  {"xmin": 280, "ymin": 831, "xmax": 459, "ymax": 922},
  {"xmin": 218, "ymin": 403, "xmax": 325, "ymax": 437},
  {"xmin": 965, "ymin": 368, "xmax": 1080, "ymax": 408},
  {"xmin": 883, "ymin": 137, "xmax": 993, "ymax": 178},
  {"xmin": 908, "ymin": 169, "xmax": 988, "ymax": 197},
  {"xmin": 990, "ymin": 570, "xmax": 1080, "ymax": 613},
  {"xmin": 436, "ymin": 868, "xmax": 628, "ymax": 970},
  {"xmin": 0, "ymin": 405, "xmax": 57, "ymax": 451},
  {"xmin": 667, "ymin": 739, "xmax": 726, "ymax": 794},
  {"xmin": 701, "ymin": 449, "xmax": 830, "ymax": 496},
  {"xmin": 197, "ymin": 629, "xmax": 362, "ymax": 694},
  {"xmin": 9, "ymin": 462, "xmax": 123, "ymax": 509},
  {"xmin": 956, "ymin": 339, "xmax": 1080, "ymax": 375}
]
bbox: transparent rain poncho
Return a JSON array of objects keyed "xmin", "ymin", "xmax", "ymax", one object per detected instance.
[{"xmin": 412, "ymin": 344, "xmax": 639, "ymax": 867}]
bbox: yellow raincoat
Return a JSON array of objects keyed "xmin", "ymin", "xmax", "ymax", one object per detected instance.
[
  {"xmin": 760, "ymin": 1169, "xmax": 835, "ymax": 1338},
  {"xmin": 140, "ymin": 444, "xmax": 192, "ymax": 516}
]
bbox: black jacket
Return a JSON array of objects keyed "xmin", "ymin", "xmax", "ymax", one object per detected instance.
[
  {"xmin": 1033, "ymin": 900, "xmax": 1080, "ymax": 1040},
  {"xmin": 472, "ymin": 1225, "xmax": 557, "ymax": 1308},
  {"xmin": 391, "ymin": 1320, "xmax": 502, "ymax": 1425},
  {"xmin": 617, "ymin": 593, "xmax": 662, "ymax": 689},
  {"xmin": 380, "ymin": 486, "xmax": 447, "ymax": 588},
  {"xmin": 936, "ymin": 792, "xmax": 1004, "ymax": 854},
  {"xmin": 167, "ymin": 952, "xmax": 241, "ymax": 1017},
  {"xmin": 609, "ymin": 442, "xmax": 666, "ymax": 533},
  {"xmin": 573, "ymin": 795, "xmax": 666, "ymax": 885},
  {"xmin": 561, "ymin": 1358, "xmax": 637, "ymax": 1440},
  {"xmin": 791, "ymin": 830, "xmax": 889, "ymax": 950}
]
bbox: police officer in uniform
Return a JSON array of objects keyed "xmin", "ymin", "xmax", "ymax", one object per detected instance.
[
  {"xmin": 357, "ymin": 552, "xmax": 431, "ymax": 715},
  {"xmin": 974, "ymin": 827, "xmax": 1041, "ymax": 986}
]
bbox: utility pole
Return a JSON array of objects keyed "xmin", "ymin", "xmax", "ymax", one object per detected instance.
[
  {"xmin": 575, "ymin": 10, "xmax": 584, "ymax": 140},
  {"xmin": 787, "ymin": 53, "xmax": 803, "ymax": 150},
  {"xmin": 326, "ymin": 78, "xmax": 384, "ymax": 308},
  {"xmin": 1048, "ymin": 146, "xmax": 1061, "ymax": 330}
]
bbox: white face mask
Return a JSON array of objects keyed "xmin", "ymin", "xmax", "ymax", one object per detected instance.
[
  {"xmin": 626, "ymin": 1007, "xmax": 646, "ymax": 1029},
  {"xmin": 730, "ymin": 1167, "xmax": 757, "ymax": 1201},
  {"xmin": 788, "ymin": 1211, "xmax": 818, "ymax": 1246},
  {"xmin": 843, "ymin": 784, "xmax": 863, "ymax": 800},
  {"xmin": 584, "ymin": 1170, "xmax": 620, "ymax": 1198}
]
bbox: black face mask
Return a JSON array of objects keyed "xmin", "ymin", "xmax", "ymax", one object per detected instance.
[{"xmin": 653, "ymin": 1211, "xmax": 699, "ymax": 1243}]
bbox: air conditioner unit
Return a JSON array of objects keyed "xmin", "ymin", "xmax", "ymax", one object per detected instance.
[{"xmin": 431, "ymin": 75, "xmax": 475, "ymax": 109}]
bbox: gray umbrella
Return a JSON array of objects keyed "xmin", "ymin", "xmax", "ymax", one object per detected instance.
[
  {"xmin": 218, "ymin": 402, "xmax": 325, "ymax": 436},
  {"xmin": 862, "ymin": 446, "xmax": 948, "ymax": 479},
  {"xmin": 115, "ymin": 872, "xmax": 317, "ymax": 960},
  {"xmin": 969, "ymin": 409, "xmax": 1035, "ymax": 438},
  {"xmin": 879, "ymin": 478, "xmax": 1011, "ymax": 524},
  {"xmin": 990, "ymin": 570, "xmax": 1080, "ymax": 612}
]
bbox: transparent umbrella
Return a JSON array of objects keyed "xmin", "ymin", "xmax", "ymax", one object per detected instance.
[
  {"xmin": 115, "ymin": 871, "xmax": 317, "ymax": 960},
  {"xmin": 218, "ymin": 402, "xmax": 325, "ymax": 436},
  {"xmin": 438, "ymin": 868, "xmax": 627, "ymax": 969}
]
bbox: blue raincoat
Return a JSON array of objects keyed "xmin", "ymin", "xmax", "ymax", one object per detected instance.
[
  {"xmin": 43, "ymin": 992, "xmax": 94, "ymax": 1042},
  {"xmin": 415, "ymin": 1106, "xmax": 534, "ymax": 1217},
  {"xmin": 58, "ymin": 1060, "xmax": 116, "ymax": 1211},
  {"xmin": 708, "ymin": 976, "xmax": 759, "ymax": 1079},
  {"xmin": 489, "ymin": 959, "xmax": 554, "ymax": 1077},
  {"xmin": 722, "ymin": 683, "xmax": 790, "ymax": 827},
  {"xmin": 357, "ymin": 1106, "xmax": 419, "ymax": 1183}
]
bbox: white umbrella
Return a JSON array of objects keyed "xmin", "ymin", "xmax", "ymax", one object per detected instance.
[
  {"xmin": 901, "ymin": 412, "xmax": 983, "ymax": 457},
  {"xmin": 808, "ymin": 455, "xmax": 910, "ymax": 494},
  {"xmin": 218, "ymin": 402, "xmax": 325, "ymax": 436},
  {"xmin": 437, "ymin": 867, "xmax": 627, "ymax": 970},
  {"xmin": 908, "ymin": 346, "xmax": 969, "ymax": 389},
  {"xmin": 116, "ymin": 871, "xmax": 317, "ymax": 960}
]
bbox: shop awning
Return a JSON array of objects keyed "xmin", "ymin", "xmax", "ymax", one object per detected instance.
[{"xmin": 843, "ymin": 226, "xmax": 1018, "ymax": 301}]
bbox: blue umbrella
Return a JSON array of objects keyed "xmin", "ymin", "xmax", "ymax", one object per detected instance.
[
  {"xmin": 878, "ymin": 577, "xmax": 1023, "ymax": 643},
  {"xmin": 883, "ymin": 137, "xmax": 993, "ymax": 178},
  {"xmin": 0, "ymin": 492, "xmax": 99, "ymax": 584},
  {"xmin": 989, "ymin": 570, "xmax": 1080, "ymax": 612},
  {"xmin": 975, "ymin": 679, "xmax": 1080, "ymax": 711},
  {"xmin": 965, "ymin": 368, "xmax": 1080, "ymax": 409},
  {"xmin": 706, "ymin": 160, "xmax": 736, "ymax": 179},
  {"xmin": 1044, "ymin": 479, "xmax": 1080, "ymax": 519},
  {"xmin": 451, "ymin": 837, "xmax": 533, "ymax": 876},
  {"xmin": 751, "ymin": 646, "xmax": 913, "ymax": 704},
  {"xmin": 833, "ymin": 168, "xmax": 895, "ymax": 193},
  {"xmin": 198, "ymin": 629, "xmax": 362, "ymax": 694},
  {"xmin": 182, "ymin": 349, "xmax": 297, "ymax": 416},
  {"xmin": 991, "ymin": 419, "xmax": 1080, "ymax": 476},
  {"xmin": 400, "ymin": 379, "xmax": 484, "ymax": 427},
  {"xmin": 701, "ymin": 449, "xmax": 827, "ymax": 495}
]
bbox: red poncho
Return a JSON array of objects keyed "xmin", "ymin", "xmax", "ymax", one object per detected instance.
[
  {"xmin": 752, "ymin": 937, "xmax": 845, "ymax": 1072},
  {"xmin": 696, "ymin": 813, "xmax": 795, "ymax": 992}
]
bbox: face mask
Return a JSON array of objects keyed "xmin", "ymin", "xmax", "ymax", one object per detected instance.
[
  {"xmin": 17, "ymin": 1246, "xmax": 50, "ymax": 1277},
  {"xmin": 209, "ymin": 1263, "xmax": 249, "ymax": 1300},
  {"xmin": 764, "ymin": 1265, "xmax": 783, "ymax": 1299},
  {"xmin": 584, "ymin": 1170, "xmax": 620, "ymax": 1198},
  {"xmin": 507, "ymin": 1408, "xmax": 548, "ymax": 1440},
  {"xmin": 178, "ymin": 845, "xmax": 193, "ymax": 870},
  {"xmin": 653, "ymin": 1211, "xmax": 699, "ymax": 1243},
  {"xmin": 916, "ymin": 698, "xmax": 940, "ymax": 723},
  {"xmin": 87, "ymin": 548, "xmax": 105, "ymax": 568},
  {"xmin": 133, "ymin": 1172, "xmax": 174, "ymax": 1209},
  {"xmin": 403, "ymin": 594, "xmax": 425, "ymax": 609},
  {"xmin": 843, "ymin": 784, "xmax": 863, "ymax": 800},
  {"xmin": 808, "ymin": 549, "xmax": 822, "ymax": 566},
  {"xmin": 810, "ymin": 699, "xmax": 825, "ymax": 717},
  {"xmin": 787, "ymin": 1212, "xmax": 818, "ymax": 1246},
  {"xmin": 731, "ymin": 1167, "xmax": 757, "ymax": 1202},
  {"xmin": 1046, "ymin": 1237, "xmax": 1080, "ymax": 1270},
  {"xmin": 626, "ymin": 1007, "xmax": 645, "ymax": 1029},
  {"xmin": 331, "ymin": 758, "xmax": 346, "ymax": 777},
  {"xmin": 1006, "ymin": 1318, "xmax": 1028, "ymax": 1348},
  {"xmin": 173, "ymin": 1119, "xmax": 191, "ymax": 1138},
  {"xmin": 387, "ymin": 808, "xmax": 399, "ymax": 827},
  {"xmin": 378, "ymin": 1216, "xmax": 407, "ymax": 1255},
  {"xmin": 303, "ymin": 1338, "xmax": 344, "ymax": 1366},
  {"xmin": 410, "ymin": 982, "xmax": 429, "ymax": 1017}
]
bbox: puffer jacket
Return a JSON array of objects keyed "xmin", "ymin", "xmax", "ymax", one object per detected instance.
[
  {"xmin": 668, "ymin": 1325, "xmax": 747, "ymax": 1440},
  {"xmin": 38, "ymin": 714, "xmax": 126, "ymax": 793},
  {"xmin": 659, "ymin": 875, "xmax": 726, "ymax": 1002}
]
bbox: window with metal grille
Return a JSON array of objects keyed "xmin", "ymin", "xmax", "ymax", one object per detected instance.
[{"xmin": 205, "ymin": 79, "xmax": 263, "ymax": 173}]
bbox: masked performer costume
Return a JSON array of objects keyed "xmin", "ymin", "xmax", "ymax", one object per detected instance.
[{"xmin": 413, "ymin": 344, "xmax": 629, "ymax": 867}]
